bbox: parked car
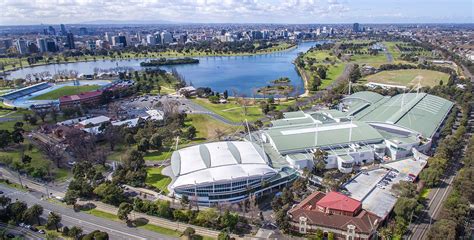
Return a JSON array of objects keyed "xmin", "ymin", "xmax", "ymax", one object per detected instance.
[{"xmin": 38, "ymin": 230, "xmax": 46, "ymax": 234}]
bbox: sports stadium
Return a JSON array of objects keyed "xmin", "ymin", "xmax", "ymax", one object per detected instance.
[
  {"xmin": 0, "ymin": 80, "xmax": 112, "ymax": 108},
  {"xmin": 163, "ymin": 141, "xmax": 297, "ymax": 206}
]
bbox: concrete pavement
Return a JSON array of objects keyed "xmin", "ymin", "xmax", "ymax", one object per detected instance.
[{"xmin": 0, "ymin": 185, "xmax": 177, "ymax": 240}]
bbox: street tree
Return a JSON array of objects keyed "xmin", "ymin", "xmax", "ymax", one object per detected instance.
[
  {"xmin": 117, "ymin": 202, "xmax": 133, "ymax": 223},
  {"xmin": 23, "ymin": 204, "xmax": 43, "ymax": 225},
  {"xmin": 46, "ymin": 212, "xmax": 62, "ymax": 231}
]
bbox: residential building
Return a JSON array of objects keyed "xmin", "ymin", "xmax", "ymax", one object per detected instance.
[
  {"xmin": 160, "ymin": 31, "xmax": 173, "ymax": 44},
  {"xmin": 36, "ymin": 38, "xmax": 47, "ymax": 52}
]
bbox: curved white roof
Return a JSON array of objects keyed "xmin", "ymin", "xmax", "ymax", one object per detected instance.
[{"xmin": 170, "ymin": 141, "xmax": 277, "ymax": 189}]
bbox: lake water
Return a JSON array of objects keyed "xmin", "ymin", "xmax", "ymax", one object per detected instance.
[{"xmin": 7, "ymin": 41, "xmax": 325, "ymax": 96}]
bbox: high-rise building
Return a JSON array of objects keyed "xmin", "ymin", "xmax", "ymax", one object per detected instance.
[
  {"xmin": 46, "ymin": 39, "xmax": 58, "ymax": 52},
  {"xmin": 104, "ymin": 32, "xmax": 112, "ymax": 43},
  {"xmin": 48, "ymin": 26, "xmax": 56, "ymax": 35},
  {"xmin": 353, "ymin": 23, "xmax": 360, "ymax": 32},
  {"xmin": 160, "ymin": 31, "xmax": 173, "ymax": 44},
  {"xmin": 27, "ymin": 42, "xmax": 39, "ymax": 53},
  {"xmin": 66, "ymin": 32, "xmax": 75, "ymax": 49},
  {"xmin": 36, "ymin": 38, "xmax": 47, "ymax": 52},
  {"xmin": 117, "ymin": 36, "xmax": 127, "ymax": 47},
  {"xmin": 60, "ymin": 24, "xmax": 67, "ymax": 36},
  {"xmin": 2, "ymin": 39, "xmax": 13, "ymax": 49},
  {"xmin": 87, "ymin": 40, "xmax": 96, "ymax": 50},
  {"xmin": 146, "ymin": 34, "xmax": 156, "ymax": 46},
  {"xmin": 79, "ymin": 27, "xmax": 88, "ymax": 35},
  {"xmin": 15, "ymin": 38, "xmax": 28, "ymax": 54}
]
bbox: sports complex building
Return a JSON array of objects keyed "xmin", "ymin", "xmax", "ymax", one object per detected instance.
[
  {"xmin": 260, "ymin": 91, "xmax": 453, "ymax": 173},
  {"xmin": 163, "ymin": 141, "xmax": 297, "ymax": 206},
  {"xmin": 164, "ymin": 91, "xmax": 453, "ymax": 205}
]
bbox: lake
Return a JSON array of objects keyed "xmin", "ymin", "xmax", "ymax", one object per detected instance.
[{"xmin": 7, "ymin": 41, "xmax": 325, "ymax": 96}]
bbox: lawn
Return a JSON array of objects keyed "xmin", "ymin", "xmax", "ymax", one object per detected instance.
[
  {"xmin": 146, "ymin": 166, "xmax": 171, "ymax": 194},
  {"xmin": 350, "ymin": 54, "xmax": 389, "ymax": 67},
  {"xmin": 302, "ymin": 49, "xmax": 345, "ymax": 90},
  {"xmin": 139, "ymin": 224, "xmax": 182, "ymax": 237},
  {"xmin": 31, "ymin": 85, "xmax": 100, "ymax": 100},
  {"xmin": 186, "ymin": 114, "xmax": 239, "ymax": 142},
  {"xmin": 83, "ymin": 209, "xmax": 119, "ymax": 220},
  {"xmin": 362, "ymin": 69, "xmax": 450, "ymax": 87},
  {"xmin": 192, "ymin": 98, "xmax": 264, "ymax": 123},
  {"xmin": 0, "ymin": 144, "xmax": 70, "ymax": 181}
]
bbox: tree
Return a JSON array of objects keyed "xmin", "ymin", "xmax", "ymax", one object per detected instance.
[
  {"xmin": 218, "ymin": 231, "xmax": 231, "ymax": 240},
  {"xmin": 117, "ymin": 202, "xmax": 133, "ymax": 222},
  {"xmin": 23, "ymin": 204, "xmax": 43, "ymax": 225},
  {"xmin": 182, "ymin": 227, "xmax": 196, "ymax": 240},
  {"xmin": 0, "ymin": 130, "xmax": 11, "ymax": 149},
  {"xmin": 427, "ymin": 219, "xmax": 457, "ymax": 240},
  {"xmin": 102, "ymin": 124, "xmax": 122, "ymax": 151},
  {"xmin": 185, "ymin": 126, "xmax": 197, "ymax": 140},
  {"xmin": 137, "ymin": 138, "xmax": 150, "ymax": 152},
  {"xmin": 0, "ymin": 196, "xmax": 11, "ymax": 209},
  {"xmin": 313, "ymin": 149, "xmax": 327, "ymax": 174},
  {"xmin": 93, "ymin": 182, "xmax": 126, "ymax": 206},
  {"xmin": 38, "ymin": 142, "xmax": 65, "ymax": 168},
  {"xmin": 21, "ymin": 154, "xmax": 32, "ymax": 164},
  {"xmin": 82, "ymin": 230, "xmax": 109, "ymax": 240},
  {"xmin": 68, "ymin": 226, "xmax": 83, "ymax": 239},
  {"xmin": 208, "ymin": 95, "xmax": 220, "ymax": 104},
  {"xmin": 149, "ymin": 133, "xmax": 163, "ymax": 149},
  {"xmin": 7, "ymin": 201, "xmax": 27, "ymax": 222},
  {"xmin": 46, "ymin": 212, "xmax": 62, "ymax": 231}
]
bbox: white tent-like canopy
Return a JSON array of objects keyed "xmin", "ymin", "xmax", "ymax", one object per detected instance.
[{"xmin": 169, "ymin": 141, "xmax": 277, "ymax": 190}]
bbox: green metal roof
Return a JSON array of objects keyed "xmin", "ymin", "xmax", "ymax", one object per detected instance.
[
  {"xmin": 265, "ymin": 121, "xmax": 384, "ymax": 154},
  {"xmin": 348, "ymin": 92, "xmax": 453, "ymax": 138},
  {"xmin": 344, "ymin": 91, "xmax": 384, "ymax": 104}
]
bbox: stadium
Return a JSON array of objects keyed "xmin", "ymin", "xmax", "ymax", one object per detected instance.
[
  {"xmin": 0, "ymin": 80, "xmax": 112, "ymax": 109},
  {"xmin": 259, "ymin": 91, "xmax": 454, "ymax": 173},
  {"xmin": 163, "ymin": 141, "xmax": 298, "ymax": 206}
]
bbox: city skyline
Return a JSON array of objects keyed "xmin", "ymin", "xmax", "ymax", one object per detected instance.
[{"xmin": 0, "ymin": 0, "xmax": 472, "ymax": 26}]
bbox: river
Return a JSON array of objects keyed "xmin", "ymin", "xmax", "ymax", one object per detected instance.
[{"xmin": 7, "ymin": 41, "xmax": 325, "ymax": 96}]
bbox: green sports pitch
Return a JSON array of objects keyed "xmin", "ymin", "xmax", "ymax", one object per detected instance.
[
  {"xmin": 31, "ymin": 85, "xmax": 100, "ymax": 100},
  {"xmin": 363, "ymin": 69, "xmax": 450, "ymax": 88}
]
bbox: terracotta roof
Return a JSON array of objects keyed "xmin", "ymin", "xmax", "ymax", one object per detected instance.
[
  {"xmin": 317, "ymin": 191, "xmax": 361, "ymax": 213},
  {"xmin": 59, "ymin": 90, "xmax": 102, "ymax": 103},
  {"xmin": 288, "ymin": 191, "xmax": 380, "ymax": 235}
]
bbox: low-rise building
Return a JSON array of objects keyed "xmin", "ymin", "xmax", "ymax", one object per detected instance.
[
  {"xmin": 288, "ymin": 191, "xmax": 380, "ymax": 239},
  {"xmin": 59, "ymin": 90, "xmax": 103, "ymax": 109}
]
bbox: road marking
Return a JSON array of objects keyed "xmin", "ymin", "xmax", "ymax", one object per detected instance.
[{"xmin": 44, "ymin": 210, "xmax": 146, "ymax": 240}]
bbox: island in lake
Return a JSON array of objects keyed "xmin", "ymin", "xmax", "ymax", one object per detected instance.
[
  {"xmin": 258, "ymin": 77, "xmax": 294, "ymax": 96},
  {"xmin": 140, "ymin": 57, "xmax": 199, "ymax": 66}
]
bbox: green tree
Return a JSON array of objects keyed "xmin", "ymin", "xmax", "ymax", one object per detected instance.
[
  {"xmin": 185, "ymin": 126, "xmax": 197, "ymax": 140},
  {"xmin": 218, "ymin": 231, "xmax": 231, "ymax": 240},
  {"xmin": 118, "ymin": 202, "xmax": 133, "ymax": 222},
  {"xmin": 7, "ymin": 201, "xmax": 27, "ymax": 222},
  {"xmin": 149, "ymin": 133, "xmax": 163, "ymax": 149},
  {"xmin": 182, "ymin": 227, "xmax": 195, "ymax": 240},
  {"xmin": 82, "ymin": 230, "xmax": 109, "ymax": 240},
  {"xmin": 427, "ymin": 219, "xmax": 457, "ymax": 240},
  {"xmin": 23, "ymin": 204, "xmax": 43, "ymax": 225},
  {"xmin": 68, "ymin": 226, "xmax": 83, "ymax": 239},
  {"xmin": 0, "ymin": 130, "xmax": 11, "ymax": 149},
  {"xmin": 46, "ymin": 212, "xmax": 62, "ymax": 231}
]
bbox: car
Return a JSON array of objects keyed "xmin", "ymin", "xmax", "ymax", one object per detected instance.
[
  {"xmin": 6, "ymin": 233, "xmax": 15, "ymax": 238},
  {"xmin": 0, "ymin": 190, "xmax": 3, "ymax": 194},
  {"xmin": 38, "ymin": 230, "xmax": 46, "ymax": 234},
  {"xmin": 19, "ymin": 223, "xmax": 25, "ymax": 227},
  {"xmin": 25, "ymin": 224, "xmax": 31, "ymax": 229}
]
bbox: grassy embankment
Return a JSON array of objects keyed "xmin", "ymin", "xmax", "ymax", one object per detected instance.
[{"xmin": 300, "ymin": 49, "xmax": 346, "ymax": 91}]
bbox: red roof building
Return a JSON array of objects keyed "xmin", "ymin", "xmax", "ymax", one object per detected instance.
[
  {"xmin": 288, "ymin": 191, "xmax": 380, "ymax": 240},
  {"xmin": 59, "ymin": 90, "xmax": 103, "ymax": 109}
]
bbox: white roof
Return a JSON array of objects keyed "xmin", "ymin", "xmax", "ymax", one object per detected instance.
[
  {"xmin": 78, "ymin": 116, "xmax": 110, "ymax": 126},
  {"xmin": 170, "ymin": 141, "xmax": 277, "ymax": 189},
  {"xmin": 146, "ymin": 109, "xmax": 164, "ymax": 121}
]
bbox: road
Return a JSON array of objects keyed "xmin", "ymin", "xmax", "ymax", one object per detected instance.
[
  {"xmin": 407, "ymin": 163, "xmax": 458, "ymax": 240},
  {"xmin": 0, "ymin": 185, "xmax": 177, "ymax": 240}
]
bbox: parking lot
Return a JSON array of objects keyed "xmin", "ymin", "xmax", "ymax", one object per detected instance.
[{"xmin": 342, "ymin": 157, "xmax": 427, "ymax": 218}]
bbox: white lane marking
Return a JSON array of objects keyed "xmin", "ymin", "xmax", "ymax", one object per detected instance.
[{"xmin": 44, "ymin": 210, "xmax": 146, "ymax": 240}]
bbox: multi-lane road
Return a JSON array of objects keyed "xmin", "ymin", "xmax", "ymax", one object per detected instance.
[{"xmin": 0, "ymin": 185, "xmax": 177, "ymax": 240}]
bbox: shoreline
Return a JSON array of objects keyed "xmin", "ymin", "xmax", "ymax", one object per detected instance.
[{"xmin": 2, "ymin": 44, "xmax": 297, "ymax": 76}]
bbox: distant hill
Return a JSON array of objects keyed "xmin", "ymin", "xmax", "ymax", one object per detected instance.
[{"xmin": 78, "ymin": 19, "xmax": 177, "ymax": 25}]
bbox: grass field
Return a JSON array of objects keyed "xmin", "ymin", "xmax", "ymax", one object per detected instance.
[
  {"xmin": 192, "ymin": 98, "xmax": 263, "ymax": 122},
  {"xmin": 362, "ymin": 69, "xmax": 450, "ymax": 87},
  {"xmin": 0, "ymin": 142, "xmax": 69, "ymax": 181},
  {"xmin": 301, "ymin": 49, "xmax": 345, "ymax": 90},
  {"xmin": 31, "ymin": 85, "xmax": 100, "ymax": 100},
  {"xmin": 146, "ymin": 166, "xmax": 171, "ymax": 194}
]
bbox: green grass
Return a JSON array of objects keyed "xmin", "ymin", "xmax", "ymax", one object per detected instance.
[
  {"xmin": 0, "ymin": 179, "xmax": 27, "ymax": 191},
  {"xmin": 144, "ymin": 150, "xmax": 172, "ymax": 162},
  {"xmin": 321, "ymin": 63, "xmax": 346, "ymax": 89},
  {"xmin": 139, "ymin": 224, "xmax": 182, "ymax": 237},
  {"xmin": 186, "ymin": 114, "xmax": 239, "ymax": 142},
  {"xmin": 31, "ymin": 85, "xmax": 100, "ymax": 100},
  {"xmin": 146, "ymin": 166, "xmax": 171, "ymax": 194},
  {"xmin": 0, "ymin": 141, "xmax": 69, "ymax": 180},
  {"xmin": 84, "ymin": 209, "xmax": 119, "ymax": 220},
  {"xmin": 362, "ymin": 69, "xmax": 450, "ymax": 87},
  {"xmin": 192, "ymin": 98, "xmax": 263, "ymax": 122}
]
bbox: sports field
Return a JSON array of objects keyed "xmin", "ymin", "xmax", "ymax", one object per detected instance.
[
  {"xmin": 31, "ymin": 85, "xmax": 100, "ymax": 100},
  {"xmin": 363, "ymin": 69, "xmax": 450, "ymax": 87}
]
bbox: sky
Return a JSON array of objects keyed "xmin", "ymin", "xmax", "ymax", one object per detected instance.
[{"xmin": 0, "ymin": 0, "xmax": 472, "ymax": 25}]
